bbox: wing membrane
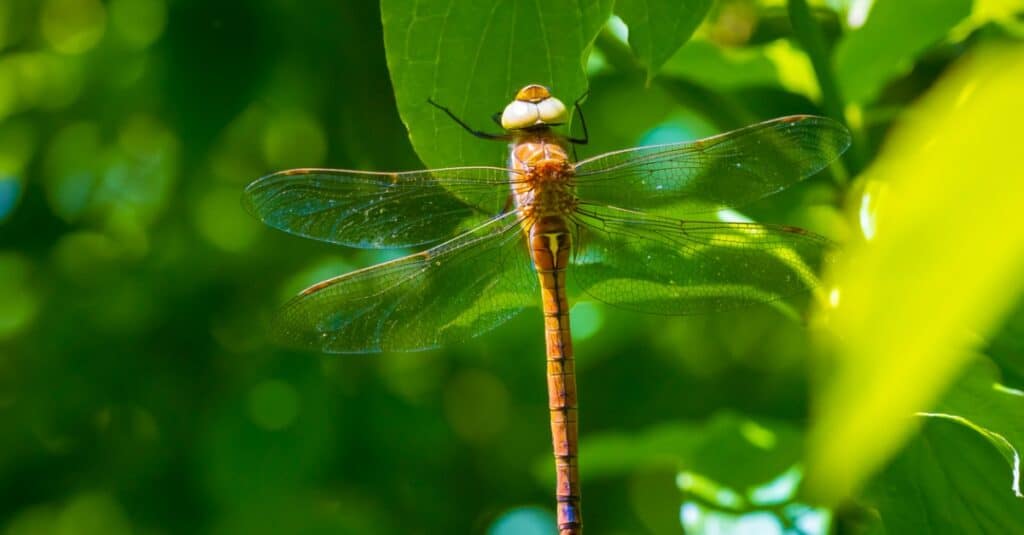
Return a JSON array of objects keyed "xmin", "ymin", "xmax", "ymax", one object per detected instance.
[
  {"xmin": 573, "ymin": 116, "xmax": 850, "ymax": 216},
  {"xmin": 570, "ymin": 205, "xmax": 832, "ymax": 315},
  {"xmin": 244, "ymin": 167, "xmax": 519, "ymax": 248},
  {"xmin": 274, "ymin": 211, "xmax": 537, "ymax": 353}
]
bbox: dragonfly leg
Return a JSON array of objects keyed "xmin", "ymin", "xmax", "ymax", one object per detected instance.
[
  {"xmin": 566, "ymin": 91, "xmax": 589, "ymax": 146},
  {"xmin": 427, "ymin": 99, "xmax": 511, "ymax": 141}
]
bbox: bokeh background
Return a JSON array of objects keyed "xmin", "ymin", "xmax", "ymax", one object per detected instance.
[{"xmin": 1, "ymin": 0, "xmax": 1023, "ymax": 534}]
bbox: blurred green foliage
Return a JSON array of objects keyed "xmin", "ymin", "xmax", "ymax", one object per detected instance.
[{"xmin": 1, "ymin": 1, "xmax": 1023, "ymax": 534}]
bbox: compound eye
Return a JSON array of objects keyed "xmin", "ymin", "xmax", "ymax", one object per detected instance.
[
  {"xmin": 501, "ymin": 100, "xmax": 539, "ymax": 129},
  {"xmin": 536, "ymin": 97, "xmax": 567, "ymax": 124}
]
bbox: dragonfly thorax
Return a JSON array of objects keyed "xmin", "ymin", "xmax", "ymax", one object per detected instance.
[{"xmin": 510, "ymin": 135, "xmax": 577, "ymax": 219}]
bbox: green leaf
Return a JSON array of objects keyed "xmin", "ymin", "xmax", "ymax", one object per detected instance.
[
  {"xmin": 381, "ymin": 0, "xmax": 613, "ymax": 169},
  {"xmin": 660, "ymin": 39, "xmax": 781, "ymax": 90},
  {"xmin": 987, "ymin": 299, "xmax": 1024, "ymax": 388},
  {"xmin": 928, "ymin": 357, "xmax": 1024, "ymax": 497},
  {"xmin": 804, "ymin": 44, "xmax": 1024, "ymax": 505},
  {"xmin": 660, "ymin": 38, "xmax": 820, "ymax": 100},
  {"xmin": 868, "ymin": 418, "xmax": 1024, "ymax": 532},
  {"xmin": 834, "ymin": 0, "xmax": 971, "ymax": 104},
  {"xmin": 614, "ymin": 0, "xmax": 712, "ymax": 81}
]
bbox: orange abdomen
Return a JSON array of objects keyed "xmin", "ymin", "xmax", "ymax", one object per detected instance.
[{"xmin": 510, "ymin": 130, "xmax": 582, "ymax": 534}]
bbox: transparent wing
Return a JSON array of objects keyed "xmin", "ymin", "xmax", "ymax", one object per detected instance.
[
  {"xmin": 244, "ymin": 167, "xmax": 520, "ymax": 248},
  {"xmin": 273, "ymin": 211, "xmax": 537, "ymax": 353},
  {"xmin": 573, "ymin": 116, "xmax": 851, "ymax": 216},
  {"xmin": 569, "ymin": 205, "xmax": 833, "ymax": 315}
]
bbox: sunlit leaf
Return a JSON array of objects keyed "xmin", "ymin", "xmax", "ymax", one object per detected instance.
[
  {"xmin": 931, "ymin": 356, "xmax": 1024, "ymax": 492},
  {"xmin": 834, "ymin": 0, "xmax": 971, "ymax": 104},
  {"xmin": 987, "ymin": 299, "xmax": 1024, "ymax": 388},
  {"xmin": 867, "ymin": 418, "xmax": 1024, "ymax": 532},
  {"xmin": 805, "ymin": 43, "xmax": 1024, "ymax": 504},
  {"xmin": 953, "ymin": 0, "xmax": 1024, "ymax": 38},
  {"xmin": 660, "ymin": 39, "xmax": 782, "ymax": 90},
  {"xmin": 381, "ymin": 0, "xmax": 613, "ymax": 169},
  {"xmin": 661, "ymin": 38, "xmax": 818, "ymax": 101},
  {"xmin": 615, "ymin": 0, "xmax": 712, "ymax": 81}
]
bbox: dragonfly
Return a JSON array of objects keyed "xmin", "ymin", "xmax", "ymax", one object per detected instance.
[{"xmin": 244, "ymin": 84, "xmax": 850, "ymax": 535}]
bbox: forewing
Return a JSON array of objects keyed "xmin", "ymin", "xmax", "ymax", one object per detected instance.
[
  {"xmin": 570, "ymin": 205, "xmax": 833, "ymax": 315},
  {"xmin": 573, "ymin": 116, "xmax": 851, "ymax": 216},
  {"xmin": 243, "ymin": 167, "xmax": 517, "ymax": 248},
  {"xmin": 273, "ymin": 211, "xmax": 537, "ymax": 353}
]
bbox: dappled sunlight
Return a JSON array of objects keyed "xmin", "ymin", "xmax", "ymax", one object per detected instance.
[{"xmin": 679, "ymin": 466, "xmax": 831, "ymax": 535}]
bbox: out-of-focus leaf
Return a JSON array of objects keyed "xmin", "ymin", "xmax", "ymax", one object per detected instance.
[
  {"xmin": 615, "ymin": 0, "xmax": 712, "ymax": 81},
  {"xmin": 953, "ymin": 0, "xmax": 1024, "ymax": 38},
  {"xmin": 554, "ymin": 413, "xmax": 801, "ymax": 491},
  {"xmin": 660, "ymin": 38, "xmax": 818, "ymax": 99},
  {"xmin": 834, "ymin": 0, "xmax": 971, "ymax": 104},
  {"xmin": 381, "ymin": 0, "xmax": 612, "ymax": 169},
  {"xmin": 868, "ymin": 418, "xmax": 1024, "ymax": 532},
  {"xmin": 805, "ymin": 43, "xmax": 1024, "ymax": 504},
  {"xmin": 661, "ymin": 39, "xmax": 780, "ymax": 89}
]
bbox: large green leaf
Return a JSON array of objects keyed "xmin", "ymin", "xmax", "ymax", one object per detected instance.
[
  {"xmin": 865, "ymin": 355, "xmax": 1024, "ymax": 530},
  {"xmin": 932, "ymin": 357, "xmax": 1024, "ymax": 485},
  {"xmin": 868, "ymin": 418, "xmax": 1024, "ymax": 532},
  {"xmin": 614, "ymin": 0, "xmax": 712, "ymax": 81},
  {"xmin": 987, "ymin": 299, "xmax": 1024, "ymax": 388},
  {"xmin": 804, "ymin": 43, "xmax": 1024, "ymax": 504},
  {"xmin": 834, "ymin": 0, "xmax": 971, "ymax": 104},
  {"xmin": 381, "ymin": 0, "xmax": 613, "ymax": 169}
]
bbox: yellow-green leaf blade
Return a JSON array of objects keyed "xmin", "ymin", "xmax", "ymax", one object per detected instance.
[{"xmin": 805, "ymin": 43, "xmax": 1024, "ymax": 504}]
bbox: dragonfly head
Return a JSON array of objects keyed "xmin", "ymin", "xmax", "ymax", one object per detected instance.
[{"xmin": 501, "ymin": 84, "xmax": 568, "ymax": 130}]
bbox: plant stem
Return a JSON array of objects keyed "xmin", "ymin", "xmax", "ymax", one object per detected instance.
[
  {"xmin": 786, "ymin": 0, "xmax": 845, "ymax": 123},
  {"xmin": 787, "ymin": 0, "xmax": 862, "ymax": 178}
]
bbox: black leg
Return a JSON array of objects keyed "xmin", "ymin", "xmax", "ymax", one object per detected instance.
[
  {"xmin": 427, "ymin": 99, "xmax": 511, "ymax": 141},
  {"xmin": 566, "ymin": 91, "xmax": 590, "ymax": 145}
]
